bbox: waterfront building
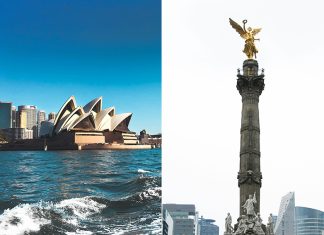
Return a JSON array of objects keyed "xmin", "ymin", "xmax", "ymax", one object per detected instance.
[
  {"xmin": 295, "ymin": 206, "xmax": 324, "ymax": 235},
  {"xmin": 274, "ymin": 192, "xmax": 295, "ymax": 235},
  {"xmin": 11, "ymin": 106, "xmax": 17, "ymax": 128},
  {"xmin": 49, "ymin": 96, "xmax": 137, "ymax": 145},
  {"xmin": 18, "ymin": 105, "xmax": 37, "ymax": 138},
  {"xmin": 48, "ymin": 112, "xmax": 56, "ymax": 120},
  {"xmin": 39, "ymin": 120, "xmax": 54, "ymax": 138},
  {"xmin": 1, "ymin": 128, "xmax": 33, "ymax": 141},
  {"xmin": 37, "ymin": 110, "xmax": 46, "ymax": 124},
  {"xmin": 139, "ymin": 129, "xmax": 162, "ymax": 147},
  {"xmin": 163, "ymin": 204, "xmax": 198, "ymax": 235},
  {"xmin": 0, "ymin": 96, "xmax": 150, "ymax": 150},
  {"xmin": 37, "ymin": 110, "xmax": 46, "ymax": 138},
  {"xmin": 197, "ymin": 216, "xmax": 219, "ymax": 235},
  {"xmin": 0, "ymin": 102, "xmax": 12, "ymax": 129},
  {"xmin": 16, "ymin": 110, "xmax": 27, "ymax": 128}
]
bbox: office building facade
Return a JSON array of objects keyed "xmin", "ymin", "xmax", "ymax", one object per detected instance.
[
  {"xmin": 1, "ymin": 128, "xmax": 33, "ymax": 141},
  {"xmin": 11, "ymin": 106, "xmax": 17, "ymax": 128},
  {"xmin": 274, "ymin": 192, "xmax": 324, "ymax": 235},
  {"xmin": 37, "ymin": 110, "xmax": 46, "ymax": 124},
  {"xmin": 295, "ymin": 206, "xmax": 324, "ymax": 235},
  {"xmin": 18, "ymin": 105, "xmax": 37, "ymax": 138},
  {"xmin": 198, "ymin": 217, "xmax": 219, "ymax": 235},
  {"xmin": 48, "ymin": 112, "xmax": 56, "ymax": 120},
  {"xmin": 37, "ymin": 110, "xmax": 46, "ymax": 138},
  {"xmin": 274, "ymin": 192, "xmax": 295, "ymax": 235},
  {"xmin": 0, "ymin": 102, "xmax": 12, "ymax": 129},
  {"xmin": 163, "ymin": 204, "xmax": 198, "ymax": 235}
]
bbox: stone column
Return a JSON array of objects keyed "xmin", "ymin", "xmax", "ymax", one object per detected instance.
[{"xmin": 236, "ymin": 59, "xmax": 264, "ymax": 216}]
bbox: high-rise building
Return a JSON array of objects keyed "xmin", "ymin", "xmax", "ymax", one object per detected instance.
[
  {"xmin": 274, "ymin": 192, "xmax": 295, "ymax": 235},
  {"xmin": 37, "ymin": 110, "xmax": 46, "ymax": 124},
  {"xmin": 17, "ymin": 110, "xmax": 27, "ymax": 128},
  {"xmin": 11, "ymin": 106, "xmax": 17, "ymax": 128},
  {"xmin": 18, "ymin": 105, "xmax": 37, "ymax": 138},
  {"xmin": 0, "ymin": 102, "xmax": 12, "ymax": 129},
  {"xmin": 48, "ymin": 112, "xmax": 56, "ymax": 120},
  {"xmin": 37, "ymin": 110, "xmax": 46, "ymax": 138},
  {"xmin": 295, "ymin": 207, "xmax": 324, "ymax": 235},
  {"xmin": 198, "ymin": 216, "xmax": 219, "ymax": 235},
  {"xmin": 274, "ymin": 192, "xmax": 324, "ymax": 235},
  {"xmin": 163, "ymin": 204, "xmax": 199, "ymax": 235},
  {"xmin": 1, "ymin": 128, "xmax": 33, "ymax": 141}
]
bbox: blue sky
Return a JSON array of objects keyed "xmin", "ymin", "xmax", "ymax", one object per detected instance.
[{"xmin": 0, "ymin": 0, "xmax": 161, "ymax": 134}]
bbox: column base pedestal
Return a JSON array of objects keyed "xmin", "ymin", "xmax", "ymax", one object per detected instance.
[{"xmin": 231, "ymin": 216, "xmax": 266, "ymax": 235}]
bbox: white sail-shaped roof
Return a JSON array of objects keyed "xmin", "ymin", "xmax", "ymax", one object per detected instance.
[
  {"xmin": 110, "ymin": 113, "xmax": 132, "ymax": 131},
  {"xmin": 68, "ymin": 112, "xmax": 96, "ymax": 130},
  {"xmin": 53, "ymin": 96, "xmax": 133, "ymax": 134},
  {"xmin": 60, "ymin": 106, "xmax": 85, "ymax": 132},
  {"xmin": 95, "ymin": 107, "xmax": 115, "ymax": 131},
  {"xmin": 53, "ymin": 96, "xmax": 77, "ymax": 134},
  {"xmin": 83, "ymin": 97, "xmax": 102, "ymax": 114}
]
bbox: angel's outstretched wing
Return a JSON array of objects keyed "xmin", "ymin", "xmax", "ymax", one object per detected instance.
[
  {"xmin": 229, "ymin": 18, "xmax": 246, "ymax": 39},
  {"xmin": 252, "ymin": 28, "xmax": 262, "ymax": 36}
]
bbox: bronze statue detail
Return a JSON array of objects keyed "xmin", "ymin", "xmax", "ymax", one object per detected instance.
[{"xmin": 229, "ymin": 18, "xmax": 261, "ymax": 59}]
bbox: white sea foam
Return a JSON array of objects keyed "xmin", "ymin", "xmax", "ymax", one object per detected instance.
[
  {"xmin": 105, "ymin": 217, "xmax": 162, "ymax": 235},
  {"xmin": 0, "ymin": 197, "xmax": 106, "ymax": 235},
  {"xmin": 55, "ymin": 197, "xmax": 106, "ymax": 219},
  {"xmin": 137, "ymin": 169, "xmax": 151, "ymax": 173},
  {"xmin": 0, "ymin": 203, "xmax": 50, "ymax": 235},
  {"xmin": 139, "ymin": 187, "xmax": 162, "ymax": 200},
  {"xmin": 66, "ymin": 229, "xmax": 93, "ymax": 235}
]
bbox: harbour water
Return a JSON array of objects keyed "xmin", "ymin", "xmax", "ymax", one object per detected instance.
[{"xmin": 0, "ymin": 149, "xmax": 161, "ymax": 235}]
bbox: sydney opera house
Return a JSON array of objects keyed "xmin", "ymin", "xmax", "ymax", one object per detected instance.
[{"xmin": 38, "ymin": 96, "xmax": 149, "ymax": 150}]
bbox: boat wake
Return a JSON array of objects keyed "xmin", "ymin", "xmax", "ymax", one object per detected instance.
[{"xmin": 0, "ymin": 188, "xmax": 161, "ymax": 235}]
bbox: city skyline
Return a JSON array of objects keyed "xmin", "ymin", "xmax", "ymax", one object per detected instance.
[
  {"xmin": 0, "ymin": 0, "xmax": 161, "ymax": 134},
  {"xmin": 1, "ymin": 96, "xmax": 161, "ymax": 135}
]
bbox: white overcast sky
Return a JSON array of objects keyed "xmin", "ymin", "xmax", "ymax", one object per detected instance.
[{"xmin": 162, "ymin": 0, "xmax": 324, "ymax": 233}]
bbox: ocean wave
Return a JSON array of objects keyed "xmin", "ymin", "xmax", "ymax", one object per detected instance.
[
  {"xmin": 0, "ymin": 203, "xmax": 50, "ymax": 235},
  {"xmin": 104, "ymin": 217, "xmax": 162, "ymax": 235},
  {"xmin": 0, "ymin": 188, "xmax": 161, "ymax": 235},
  {"xmin": 95, "ymin": 175, "xmax": 161, "ymax": 195},
  {"xmin": 0, "ymin": 197, "xmax": 106, "ymax": 235},
  {"xmin": 137, "ymin": 169, "xmax": 151, "ymax": 173},
  {"xmin": 115, "ymin": 187, "xmax": 161, "ymax": 205}
]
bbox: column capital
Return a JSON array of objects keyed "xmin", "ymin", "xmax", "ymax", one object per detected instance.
[{"xmin": 236, "ymin": 59, "xmax": 265, "ymax": 98}]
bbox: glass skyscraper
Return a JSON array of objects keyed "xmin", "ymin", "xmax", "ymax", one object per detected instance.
[
  {"xmin": 274, "ymin": 192, "xmax": 295, "ymax": 235},
  {"xmin": 0, "ymin": 102, "xmax": 12, "ymax": 129},
  {"xmin": 198, "ymin": 217, "xmax": 219, "ymax": 235},
  {"xmin": 295, "ymin": 206, "xmax": 324, "ymax": 235},
  {"xmin": 274, "ymin": 192, "xmax": 324, "ymax": 235}
]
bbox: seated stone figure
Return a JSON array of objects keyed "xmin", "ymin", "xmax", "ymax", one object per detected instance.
[
  {"xmin": 253, "ymin": 213, "xmax": 265, "ymax": 235},
  {"xmin": 234, "ymin": 215, "xmax": 248, "ymax": 235}
]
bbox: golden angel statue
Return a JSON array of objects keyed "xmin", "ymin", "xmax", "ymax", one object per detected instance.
[{"xmin": 229, "ymin": 18, "xmax": 261, "ymax": 59}]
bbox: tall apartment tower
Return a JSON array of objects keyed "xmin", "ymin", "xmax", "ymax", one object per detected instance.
[
  {"xmin": 0, "ymin": 102, "xmax": 12, "ymax": 129},
  {"xmin": 36, "ymin": 110, "xmax": 46, "ymax": 138},
  {"xmin": 163, "ymin": 204, "xmax": 198, "ymax": 235},
  {"xmin": 48, "ymin": 112, "xmax": 56, "ymax": 120},
  {"xmin": 17, "ymin": 110, "xmax": 27, "ymax": 128},
  {"xmin": 198, "ymin": 216, "xmax": 219, "ymax": 235},
  {"xmin": 18, "ymin": 105, "xmax": 37, "ymax": 138},
  {"xmin": 11, "ymin": 106, "xmax": 17, "ymax": 128},
  {"xmin": 274, "ymin": 192, "xmax": 295, "ymax": 235},
  {"xmin": 37, "ymin": 110, "xmax": 46, "ymax": 124}
]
